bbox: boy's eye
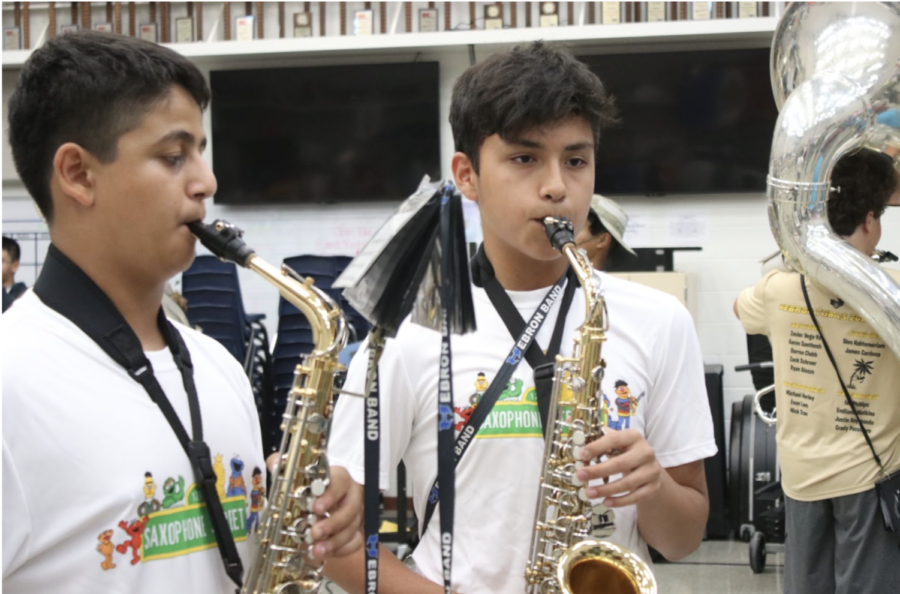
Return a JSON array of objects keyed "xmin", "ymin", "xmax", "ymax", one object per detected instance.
[
  {"xmin": 163, "ymin": 155, "xmax": 185, "ymax": 166},
  {"xmin": 568, "ymin": 157, "xmax": 588, "ymax": 167},
  {"xmin": 512, "ymin": 155, "xmax": 535, "ymax": 164}
]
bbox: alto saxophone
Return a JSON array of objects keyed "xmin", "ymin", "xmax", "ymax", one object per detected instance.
[
  {"xmin": 524, "ymin": 217, "xmax": 656, "ymax": 594},
  {"xmin": 189, "ymin": 220, "xmax": 348, "ymax": 594}
]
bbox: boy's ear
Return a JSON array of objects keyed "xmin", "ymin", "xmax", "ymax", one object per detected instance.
[
  {"xmin": 52, "ymin": 142, "xmax": 98, "ymax": 208},
  {"xmin": 863, "ymin": 210, "xmax": 876, "ymax": 233},
  {"xmin": 451, "ymin": 151, "xmax": 479, "ymax": 202}
]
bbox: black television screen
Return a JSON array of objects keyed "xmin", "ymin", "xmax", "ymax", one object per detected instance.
[
  {"xmin": 579, "ymin": 49, "xmax": 778, "ymax": 196},
  {"xmin": 210, "ymin": 62, "xmax": 441, "ymax": 204}
]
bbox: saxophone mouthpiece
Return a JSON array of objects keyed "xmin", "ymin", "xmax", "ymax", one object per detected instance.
[
  {"xmin": 543, "ymin": 216, "xmax": 576, "ymax": 252},
  {"xmin": 188, "ymin": 219, "xmax": 256, "ymax": 267}
]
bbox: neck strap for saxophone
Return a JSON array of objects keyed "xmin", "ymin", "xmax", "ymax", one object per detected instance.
[
  {"xmin": 34, "ymin": 244, "xmax": 244, "ymax": 590},
  {"xmin": 416, "ymin": 245, "xmax": 575, "ymax": 542}
]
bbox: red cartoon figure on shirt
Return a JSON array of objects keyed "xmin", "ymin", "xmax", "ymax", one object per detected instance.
[{"xmin": 116, "ymin": 516, "xmax": 149, "ymax": 566}]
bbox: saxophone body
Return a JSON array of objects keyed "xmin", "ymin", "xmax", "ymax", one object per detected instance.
[
  {"xmin": 189, "ymin": 220, "xmax": 348, "ymax": 594},
  {"xmin": 524, "ymin": 217, "xmax": 656, "ymax": 594}
]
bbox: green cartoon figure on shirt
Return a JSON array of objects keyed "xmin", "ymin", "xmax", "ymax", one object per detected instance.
[{"xmin": 161, "ymin": 476, "xmax": 186, "ymax": 509}]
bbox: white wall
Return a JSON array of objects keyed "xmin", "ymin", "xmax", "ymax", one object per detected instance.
[{"xmin": 3, "ymin": 2, "xmax": 898, "ymax": 454}]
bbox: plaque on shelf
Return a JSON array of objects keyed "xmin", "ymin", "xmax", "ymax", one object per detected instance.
[
  {"xmin": 60, "ymin": 23, "xmax": 79, "ymax": 35},
  {"xmin": 139, "ymin": 22, "xmax": 159, "ymax": 42},
  {"xmin": 354, "ymin": 9, "xmax": 373, "ymax": 35},
  {"xmin": 93, "ymin": 22, "xmax": 114, "ymax": 33},
  {"xmin": 693, "ymin": 2, "xmax": 712, "ymax": 20},
  {"xmin": 175, "ymin": 16, "xmax": 194, "ymax": 42},
  {"xmin": 419, "ymin": 7, "xmax": 438, "ymax": 32},
  {"xmin": 738, "ymin": 2, "xmax": 758, "ymax": 18},
  {"xmin": 601, "ymin": 1, "xmax": 620, "ymax": 24},
  {"xmin": 236, "ymin": 15, "xmax": 254, "ymax": 41},
  {"xmin": 294, "ymin": 12, "xmax": 313, "ymax": 37},
  {"xmin": 484, "ymin": 3, "xmax": 503, "ymax": 30},
  {"xmin": 539, "ymin": 2, "xmax": 558, "ymax": 27},
  {"xmin": 646, "ymin": 1, "xmax": 666, "ymax": 22},
  {"xmin": 4, "ymin": 27, "xmax": 21, "ymax": 51}
]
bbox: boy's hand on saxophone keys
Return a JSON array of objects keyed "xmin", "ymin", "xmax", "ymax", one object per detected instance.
[
  {"xmin": 575, "ymin": 428, "xmax": 663, "ymax": 507},
  {"xmin": 309, "ymin": 465, "xmax": 364, "ymax": 560}
]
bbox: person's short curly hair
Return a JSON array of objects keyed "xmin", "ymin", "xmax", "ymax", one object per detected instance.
[
  {"xmin": 450, "ymin": 41, "xmax": 618, "ymax": 173},
  {"xmin": 828, "ymin": 148, "xmax": 899, "ymax": 236}
]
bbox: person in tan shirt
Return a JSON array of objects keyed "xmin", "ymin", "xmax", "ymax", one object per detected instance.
[{"xmin": 735, "ymin": 148, "xmax": 900, "ymax": 594}]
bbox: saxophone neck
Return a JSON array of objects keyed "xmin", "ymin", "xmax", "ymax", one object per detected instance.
[
  {"xmin": 543, "ymin": 216, "xmax": 606, "ymax": 331},
  {"xmin": 189, "ymin": 219, "xmax": 347, "ymax": 355}
]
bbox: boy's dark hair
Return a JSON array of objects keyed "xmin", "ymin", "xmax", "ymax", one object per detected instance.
[
  {"xmin": 614, "ymin": 380, "xmax": 627, "ymax": 388},
  {"xmin": 828, "ymin": 148, "xmax": 898, "ymax": 236},
  {"xmin": 2, "ymin": 237, "xmax": 21, "ymax": 263},
  {"xmin": 450, "ymin": 42, "xmax": 618, "ymax": 172},
  {"xmin": 7, "ymin": 30, "xmax": 211, "ymax": 223}
]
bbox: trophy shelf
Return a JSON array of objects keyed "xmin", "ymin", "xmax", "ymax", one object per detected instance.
[{"xmin": 2, "ymin": 14, "xmax": 777, "ymax": 69}]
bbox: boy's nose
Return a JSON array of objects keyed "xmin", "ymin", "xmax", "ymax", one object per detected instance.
[{"xmin": 540, "ymin": 162, "xmax": 566, "ymax": 202}]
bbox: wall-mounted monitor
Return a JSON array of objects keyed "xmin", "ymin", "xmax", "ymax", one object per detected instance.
[
  {"xmin": 579, "ymin": 48, "xmax": 778, "ymax": 196},
  {"xmin": 210, "ymin": 61, "xmax": 441, "ymax": 204}
]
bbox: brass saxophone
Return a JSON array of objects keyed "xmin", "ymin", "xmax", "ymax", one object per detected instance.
[
  {"xmin": 524, "ymin": 217, "xmax": 656, "ymax": 594},
  {"xmin": 189, "ymin": 220, "xmax": 348, "ymax": 594}
]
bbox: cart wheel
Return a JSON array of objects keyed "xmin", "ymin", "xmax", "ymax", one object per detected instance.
[{"xmin": 750, "ymin": 531, "xmax": 767, "ymax": 574}]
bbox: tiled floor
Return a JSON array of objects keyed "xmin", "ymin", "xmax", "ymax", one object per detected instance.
[
  {"xmin": 322, "ymin": 538, "xmax": 784, "ymax": 594},
  {"xmin": 656, "ymin": 539, "xmax": 783, "ymax": 594}
]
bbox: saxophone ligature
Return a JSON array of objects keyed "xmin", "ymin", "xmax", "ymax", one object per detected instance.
[
  {"xmin": 189, "ymin": 220, "xmax": 348, "ymax": 594},
  {"xmin": 524, "ymin": 216, "xmax": 656, "ymax": 594}
]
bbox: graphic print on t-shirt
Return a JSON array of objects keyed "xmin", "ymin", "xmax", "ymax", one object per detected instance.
[
  {"xmin": 453, "ymin": 372, "xmax": 645, "ymax": 439},
  {"xmin": 94, "ymin": 453, "xmax": 253, "ymax": 571}
]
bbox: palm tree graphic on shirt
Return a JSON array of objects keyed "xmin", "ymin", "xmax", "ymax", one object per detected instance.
[{"xmin": 848, "ymin": 359, "xmax": 874, "ymax": 389}]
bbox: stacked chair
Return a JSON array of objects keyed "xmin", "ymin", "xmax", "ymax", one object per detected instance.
[
  {"xmin": 181, "ymin": 255, "xmax": 273, "ymax": 427},
  {"xmin": 264, "ymin": 255, "xmax": 369, "ymax": 455}
]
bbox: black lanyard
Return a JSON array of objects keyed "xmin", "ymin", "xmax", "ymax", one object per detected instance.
[
  {"xmin": 418, "ymin": 246, "xmax": 575, "ymax": 541},
  {"xmin": 363, "ymin": 334, "xmax": 383, "ymax": 594},
  {"xmin": 33, "ymin": 245, "xmax": 244, "ymax": 590}
]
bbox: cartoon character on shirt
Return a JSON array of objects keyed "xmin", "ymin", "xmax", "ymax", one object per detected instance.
[
  {"xmin": 227, "ymin": 456, "xmax": 247, "ymax": 497},
  {"xmin": 116, "ymin": 516, "xmax": 150, "ymax": 566},
  {"xmin": 97, "ymin": 529, "xmax": 116, "ymax": 571},
  {"xmin": 613, "ymin": 380, "xmax": 644, "ymax": 430},
  {"xmin": 602, "ymin": 392, "xmax": 621, "ymax": 430},
  {"xmin": 214, "ymin": 453, "xmax": 227, "ymax": 499},
  {"xmin": 246, "ymin": 467, "xmax": 266, "ymax": 533},
  {"xmin": 137, "ymin": 472, "xmax": 161, "ymax": 517},
  {"xmin": 161, "ymin": 476, "xmax": 186, "ymax": 509}
]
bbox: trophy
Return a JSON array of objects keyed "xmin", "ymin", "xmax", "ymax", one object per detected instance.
[
  {"xmin": 539, "ymin": 2, "xmax": 558, "ymax": 27},
  {"xmin": 294, "ymin": 12, "xmax": 313, "ymax": 37},
  {"xmin": 484, "ymin": 3, "xmax": 503, "ymax": 30}
]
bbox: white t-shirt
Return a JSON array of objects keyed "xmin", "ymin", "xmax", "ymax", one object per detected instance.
[
  {"xmin": 2, "ymin": 291, "xmax": 266, "ymax": 594},
  {"xmin": 328, "ymin": 272, "xmax": 716, "ymax": 594}
]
